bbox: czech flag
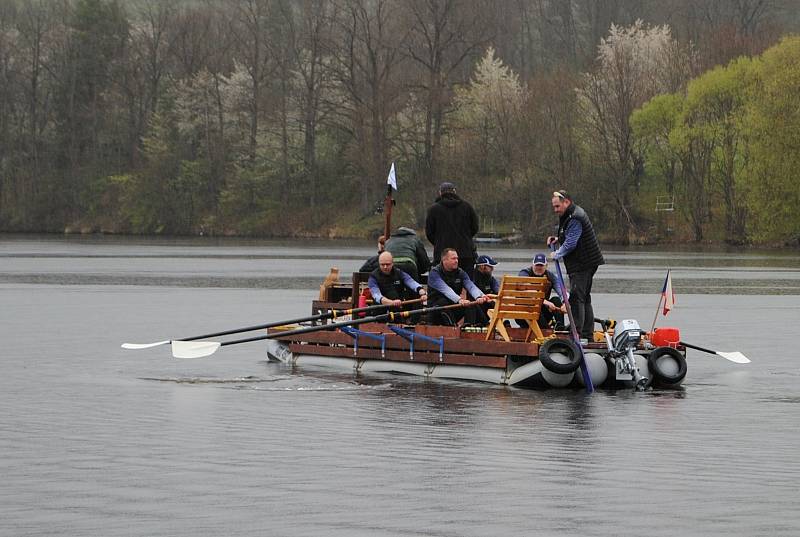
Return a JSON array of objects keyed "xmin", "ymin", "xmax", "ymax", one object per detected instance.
[{"xmin": 662, "ymin": 270, "xmax": 675, "ymax": 315}]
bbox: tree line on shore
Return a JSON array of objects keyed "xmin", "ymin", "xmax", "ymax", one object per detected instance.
[{"xmin": 1, "ymin": 0, "xmax": 798, "ymax": 246}]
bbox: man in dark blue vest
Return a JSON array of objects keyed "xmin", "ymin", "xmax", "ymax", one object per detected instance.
[
  {"xmin": 547, "ymin": 190, "xmax": 605, "ymax": 340},
  {"xmin": 368, "ymin": 252, "xmax": 427, "ymax": 308},
  {"xmin": 426, "ymin": 248, "xmax": 489, "ymax": 325}
]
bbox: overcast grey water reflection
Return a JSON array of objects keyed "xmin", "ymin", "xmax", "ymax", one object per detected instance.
[{"xmin": 1, "ymin": 235, "xmax": 799, "ymax": 536}]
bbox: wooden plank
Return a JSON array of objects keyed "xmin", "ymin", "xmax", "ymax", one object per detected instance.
[
  {"xmin": 287, "ymin": 343, "xmax": 508, "ymax": 368},
  {"xmin": 273, "ymin": 329, "xmax": 540, "ymax": 357}
]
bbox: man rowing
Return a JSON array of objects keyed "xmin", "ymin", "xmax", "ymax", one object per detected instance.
[
  {"xmin": 368, "ymin": 251, "xmax": 427, "ymax": 308},
  {"xmin": 426, "ymin": 248, "xmax": 490, "ymax": 326}
]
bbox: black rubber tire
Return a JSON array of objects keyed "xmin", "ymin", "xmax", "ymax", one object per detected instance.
[
  {"xmin": 648, "ymin": 346, "xmax": 687, "ymax": 387},
  {"xmin": 538, "ymin": 338, "xmax": 581, "ymax": 375}
]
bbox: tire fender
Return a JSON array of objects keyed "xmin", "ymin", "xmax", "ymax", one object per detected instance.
[
  {"xmin": 648, "ymin": 346, "xmax": 687, "ymax": 386},
  {"xmin": 538, "ymin": 338, "xmax": 581, "ymax": 375}
]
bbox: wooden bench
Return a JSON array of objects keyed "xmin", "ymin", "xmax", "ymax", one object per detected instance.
[{"xmin": 485, "ymin": 275, "xmax": 550, "ymax": 343}]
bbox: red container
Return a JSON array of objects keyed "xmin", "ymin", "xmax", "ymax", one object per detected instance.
[{"xmin": 650, "ymin": 327, "xmax": 681, "ymax": 348}]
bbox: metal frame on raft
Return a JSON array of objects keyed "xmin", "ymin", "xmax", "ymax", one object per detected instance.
[{"xmin": 266, "ymin": 318, "xmax": 689, "ymax": 390}]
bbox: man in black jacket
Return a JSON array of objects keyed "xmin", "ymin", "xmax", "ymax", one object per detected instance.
[
  {"xmin": 425, "ymin": 182, "xmax": 479, "ymax": 277},
  {"xmin": 547, "ymin": 190, "xmax": 605, "ymax": 339}
]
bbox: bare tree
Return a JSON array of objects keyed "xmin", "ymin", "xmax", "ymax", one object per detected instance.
[
  {"xmin": 402, "ymin": 0, "xmax": 489, "ymax": 213},
  {"xmin": 329, "ymin": 0, "xmax": 408, "ymax": 213}
]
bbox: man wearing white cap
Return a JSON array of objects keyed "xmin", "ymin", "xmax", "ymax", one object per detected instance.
[{"xmin": 518, "ymin": 253, "xmax": 566, "ymax": 330}]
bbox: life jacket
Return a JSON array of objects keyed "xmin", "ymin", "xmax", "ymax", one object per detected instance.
[
  {"xmin": 557, "ymin": 204, "xmax": 605, "ymax": 274},
  {"xmin": 472, "ymin": 271, "xmax": 497, "ymax": 295},
  {"xmin": 369, "ymin": 267, "xmax": 408, "ymax": 301},
  {"xmin": 427, "ymin": 264, "xmax": 465, "ymax": 305}
]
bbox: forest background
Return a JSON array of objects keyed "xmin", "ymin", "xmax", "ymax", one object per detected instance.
[{"xmin": 2, "ymin": 0, "xmax": 800, "ymax": 246}]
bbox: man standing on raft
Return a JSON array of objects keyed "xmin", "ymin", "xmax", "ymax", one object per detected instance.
[{"xmin": 547, "ymin": 190, "xmax": 604, "ymax": 341}]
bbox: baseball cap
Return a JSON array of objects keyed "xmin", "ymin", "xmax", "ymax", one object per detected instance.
[
  {"xmin": 476, "ymin": 255, "xmax": 498, "ymax": 267},
  {"xmin": 439, "ymin": 181, "xmax": 456, "ymax": 193},
  {"xmin": 533, "ymin": 253, "xmax": 547, "ymax": 265}
]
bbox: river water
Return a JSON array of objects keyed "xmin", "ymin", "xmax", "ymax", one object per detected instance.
[{"xmin": 1, "ymin": 234, "xmax": 799, "ymax": 536}]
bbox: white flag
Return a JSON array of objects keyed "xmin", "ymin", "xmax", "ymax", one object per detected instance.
[
  {"xmin": 387, "ymin": 162, "xmax": 397, "ymax": 191},
  {"xmin": 662, "ymin": 270, "xmax": 675, "ymax": 315}
]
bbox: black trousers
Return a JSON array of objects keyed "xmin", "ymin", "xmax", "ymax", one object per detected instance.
[
  {"xmin": 539, "ymin": 296, "xmax": 565, "ymax": 330},
  {"xmin": 516, "ymin": 296, "xmax": 564, "ymax": 330},
  {"xmin": 427, "ymin": 305, "xmax": 465, "ymax": 326},
  {"xmin": 567, "ymin": 266, "xmax": 597, "ymax": 339},
  {"xmin": 465, "ymin": 302, "xmax": 491, "ymax": 326}
]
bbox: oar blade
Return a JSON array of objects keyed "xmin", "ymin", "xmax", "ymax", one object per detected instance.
[
  {"xmin": 718, "ymin": 351, "xmax": 751, "ymax": 364},
  {"xmin": 171, "ymin": 341, "xmax": 221, "ymax": 359},
  {"xmin": 121, "ymin": 341, "xmax": 170, "ymax": 350}
]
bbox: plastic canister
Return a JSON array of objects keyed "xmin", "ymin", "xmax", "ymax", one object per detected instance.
[{"xmin": 650, "ymin": 327, "xmax": 681, "ymax": 348}]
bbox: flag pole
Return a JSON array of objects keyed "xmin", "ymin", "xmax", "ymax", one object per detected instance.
[
  {"xmin": 650, "ymin": 293, "xmax": 664, "ymax": 334},
  {"xmin": 383, "ymin": 162, "xmax": 396, "ymax": 241}
]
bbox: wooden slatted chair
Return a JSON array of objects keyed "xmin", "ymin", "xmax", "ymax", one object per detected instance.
[{"xmin": 485, "ymin": 275, "xmax": 550, "ymax": 343}]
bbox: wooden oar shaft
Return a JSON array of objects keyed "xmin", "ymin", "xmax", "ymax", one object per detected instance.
[
  {"xmin": 177, "ymin": 298, "xmax": 424, "ymax": 341},
  {"xmin": 219, "ymin": 301, "xmax": 472, "ymax": 347}
]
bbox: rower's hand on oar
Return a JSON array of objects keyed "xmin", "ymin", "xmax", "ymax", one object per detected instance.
[
  {"xmin": 385, "ymin": 298, "xmax": 402, "ymax": 308},
  {"xmin": 458, "ymin": 298, "xmax": 472, "ymax": 306},
  {"xmin": 475, "ymin": 295, "xmax": 490, "ymax": 305}
]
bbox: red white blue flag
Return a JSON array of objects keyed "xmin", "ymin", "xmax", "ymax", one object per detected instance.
[{"xmin": 662, "ymin": 270, "xmax": 675, "ymax": 315}]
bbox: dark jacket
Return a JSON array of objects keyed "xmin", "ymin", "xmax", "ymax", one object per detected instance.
[
  {"xmin": 359, "ymin": 254, "xmax": 380, "ymax": 273},
  {"xmin": 472, "ymin": 270, "xmax": 499, "ymax": 295},
  {"xmin": 368, "ymin": 267, "xmax": 422, "ymax": 302},
  {"xmin": 518, "ymin": 267, "xmax": 561, "ymax": 298},
  {"xmin": 557, "ymin": 204, "xmax": 605, "ymax": 274},
  {"xmin": 427, "ymin": 263, "xmax": 484, "ymax": 305},
  {"xmin": 425, "ymin": 193, "xmax": 479, "ymax": 264},
  {"xmin": 385, "ymin": 227, "xmax": 431, "ymax": 275}
]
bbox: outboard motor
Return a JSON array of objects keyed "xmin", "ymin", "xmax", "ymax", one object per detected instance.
[{"xmin": 605, "ymin": 319, "xmax": 649, "ymax": 391}]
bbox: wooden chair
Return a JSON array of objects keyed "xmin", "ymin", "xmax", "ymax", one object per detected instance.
[{"xmin": 485, "ymin": 275, "xmax": 550, "ymax": 343}]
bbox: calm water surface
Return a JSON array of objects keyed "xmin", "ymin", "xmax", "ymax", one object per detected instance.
[{"xmin": 1, "ymin": 235, "xmax": 799, "ymax": 536}]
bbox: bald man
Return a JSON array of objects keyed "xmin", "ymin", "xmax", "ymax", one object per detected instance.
[{"xmin": 367, "ymin": 251, "xmax": 427, "ymax": 308}]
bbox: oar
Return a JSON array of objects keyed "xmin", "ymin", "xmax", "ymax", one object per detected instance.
[
  {"xmin": 679, "ymin": 341, "xmax": 751, "ymax": 364},
  {"xmin": 122, "ymin": 298, "xmax": 424, "ymax": 350},
  {"xmin": 550, "ymin": 244, "xmax": 594, "ymax": 393},
  {"xmin": 170, "ymin": 301, "xmax": 476, "ymax": 359}
]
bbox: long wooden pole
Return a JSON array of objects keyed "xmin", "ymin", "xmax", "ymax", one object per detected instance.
[{"xmin": 383, "ymin": 183, "xmax": 394, "ymax": 241}]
